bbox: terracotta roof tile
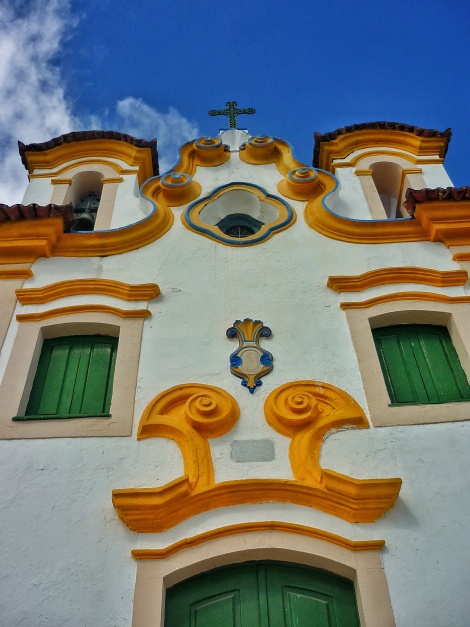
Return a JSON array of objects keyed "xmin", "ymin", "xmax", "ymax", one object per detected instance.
[
  {"xmin": 0, "ymin": 203, "xmax": 74, "ymax": 229},
  {"xmin": 313, "ymin": 122, "xmax": 452, "ymax": 167},
  {"xmin": 402, "ymin": 186, "xmax": 470, "ymax": 215},
  {"xmin": 18, "ymin": 130, "xmax": 159, "ymax": 175}
]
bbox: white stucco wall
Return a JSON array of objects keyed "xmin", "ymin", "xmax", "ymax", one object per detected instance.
[{"xmin": 1, "ymin": 140, "xmax": 469, "ymax": 626}]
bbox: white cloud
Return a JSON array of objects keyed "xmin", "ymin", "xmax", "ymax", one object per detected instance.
[
  {"xmin": 115, "ymin": 98, "xmax": 199, "ymax": 173},
  {"xmin": 0, "ymin": 3, "xmax": 199, "ymax": 204},
  {"xmin": 0, "ymin": 0, "xmax": 78, "ymax": 204}
]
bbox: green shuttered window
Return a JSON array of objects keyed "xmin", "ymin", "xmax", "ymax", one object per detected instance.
[
  {"xmin": 14, "ymin": 335, "xmax": 117, "ymax": 421},
  {"xmin": 373, "ymin": 324, "xmax": 470, "ymax": 405},
  {"xmin": 165, "ymin": 561, "xmax": 359, "ymax": 627}
]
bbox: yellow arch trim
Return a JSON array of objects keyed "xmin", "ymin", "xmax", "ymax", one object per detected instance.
[
  {"xmin": 328, "ymin": 268, "xmax": 468, "ymax": 292},
  {"xmin": 340, "ymin": 292, "xmax": 470, "ymax": 310},
  {"xmin": 131, "ymin": 522, "xmax": 385, "ymax": 560},
  {"xmin": 332, "ymin": 150, "xmax": 442, "ymax": 170},
  {"xmin": 30, "ymin": 160, "xmax": 137, "ymax": 180},
  {"xmin": 23, "ymin": 139, "xmax": 155, "ymax": 184},
  {"xmin": 16, "ymin": 279, "xmax": 160, "ymax": 304},
  {"xmin": 112, "ymin": 381, "xmax": 401, "ymax": 532},
  {"xmin": 16, "ymin": 304, "xmax": 151, "ymax": 321},
  {"xmin": 317, "ymin": 129, "xmax": 448, "ymax": 171}
]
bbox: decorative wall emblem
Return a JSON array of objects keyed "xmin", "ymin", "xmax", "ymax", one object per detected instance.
[{"xmin": 226, "ymin": 319, "xmax": 273, "ymax": 393}]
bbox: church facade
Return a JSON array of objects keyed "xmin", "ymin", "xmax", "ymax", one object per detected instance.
[{"xmin": 0, "ymin": 118, "xmax": 469, "ymax": 626}]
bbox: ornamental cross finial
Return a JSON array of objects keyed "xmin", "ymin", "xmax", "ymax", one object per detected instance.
[{"xmin": 208, "ymin": 101, "xmax": 256, "ymax": 129}]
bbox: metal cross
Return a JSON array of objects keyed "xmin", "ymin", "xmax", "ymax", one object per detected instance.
[{"xmin": 208, "ymin": 101, "xmax": 256, "ymax": 129}]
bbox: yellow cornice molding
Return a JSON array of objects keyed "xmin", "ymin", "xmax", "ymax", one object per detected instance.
[
  {"xmin": 131, "ymin": 522, "xmax": 385, "ymax": 560},
  {"xmin": 0, "ymin": 268, "xmax": 33, "ymax": 280},
  {"xmin": 16, "ymin": 304, "xmax": 151, "ymax": 322},
  {"xmin": 453, "ymin": 252, "xmax": 470, "ymax": 262},
  {"xmin": 304, "ymin": 178, "xmax": 427, "ymax": 244},
  {"xmin": 16, "ymin": 279, "xmax": 160, "ymax": 304},
  {"xmin": 112, "ymin": 381, "xmax": 401, "ymax": 532},
  {"xmin": 52, "ymin": 201, "xmax": 174, "ymax": 257},
  {"xmin": 340, "ymin": 291, "xmax": 470, "ymax": 310},
  {"xmin": 113, "ymin": 474, "xmax": 401, "ymax": 532},
  {"xmin": 51, "ymin": 178, "xmax": 72, "ymax": 186},
  {"xmin": 0, "ymin": 219, "xmax": 65, "ymax": 263},
  {"xmin": 23, "ymin": 139, "xmax": 154, "ymax": 184},
  {"xmin": 354, "ymin": 169, "xmax": 373, "ymax": 176},
  {"xmin": 317, "ymin": 130, "xmax": 448, "ymax": 171},
  {"xmin": 304, "ymin": 185, "xmax": 470, "ymax": 245},
  {"xmin": 328, "ymin": 268, "xmax": 468, "ymax": 292}
]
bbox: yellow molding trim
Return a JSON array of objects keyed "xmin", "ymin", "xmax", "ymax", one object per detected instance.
[
  {"xmin": 0, "ymin": 185, "xmax": 174, "ymax": 260},
  {"xmin": 0, "ymin": 268, "xmax": 33, "ymax": 280},
  {"xmin": 333, "ymin": 154, "xmax": 443, "ymax": 170},
  {"xmin": 52, "ymin": 200, "xmax": 174, "ymax": 257},
  {"xmin": 131, "ymin": 522, "xmax": 385, "ymax": 560},
  {"xmin": 328, "ymin": 268, "xmax": 468, "ymax": 292},
  {"xmin": 354, "ymin": 169, "xmax": 373, "ymax": 176},
  {"xmin": 304, "ymin": 177, "xmax": 428, "ymax": 244},
  {"xmin": 29, "ymin": 161, "xmax": 137, "ymax": 179},
  {"xmin": 51, "ymin": 178, "xmax": 72, "ymax": 186},
  {"xmin": 317, "ymin": 131, "xmax": 448, "ymax": 171},
  {"xmin": 16, "ymin": 279, "xmax": 160, "ymax": 304},
  {"xmin": 16, "ymin": 304, "xmax": 151, "ymax": 322},
  {"xmin": 453, "ymin": 252, "xmax": 470, "ymax": 262},
  {"xmin": 23, "ymin": 139, "xmax": 154, "ymax": 185},
  {"xmin": 402, "ymin": 168, "xmax": 423, "ymax": 175},
  {"xmin": 101, "ymin": 177, "xmax": 124, "ymax": 185},
  {"xmin": 112, "ymin": 381, "xmax": 401, "ymax": 532},
  {"xmin": 0, "ymin": 219, "xmax": 65, "ymax": 263},
  {"xmin": 340, "ymin": 292, "xmax": 470, "ymax": 310},
  {"xmin": 113, "ymin": 474, "xmax": 401, "ymax": 532}
]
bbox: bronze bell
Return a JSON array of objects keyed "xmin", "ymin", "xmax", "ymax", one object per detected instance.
[{"xmin": 71, "ymin": 210, "xmax": 95, "ymax": 232}]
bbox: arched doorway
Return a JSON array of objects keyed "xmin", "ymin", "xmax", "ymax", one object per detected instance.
[{"xmin": 165, "ymin": 561, "xmax": 359, "ymax": 626}]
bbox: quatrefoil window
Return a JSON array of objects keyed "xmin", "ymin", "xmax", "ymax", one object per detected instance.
[{"xmin": 183, "ymin": 183, "xmax": 295, "ymax": 246}]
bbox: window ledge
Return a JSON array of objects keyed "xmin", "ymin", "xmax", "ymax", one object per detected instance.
[
  {"xmin": 389, "ymin": 400, "xmax": 470, "ymax": 407},
  {"xmin": 12, "ymin": 413, "xmax": 111, "ymax": 421}
]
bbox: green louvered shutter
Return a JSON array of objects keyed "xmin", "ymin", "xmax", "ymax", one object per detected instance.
[
  {"xmin": 373, "ymin": 324, "xmax": 470, "ymax": 405},
  {"xmin": 17, "ymin": 335, "xmax": 117, "ymax": 420},
  {"xmin": 165, "ymin": 562, "xmax": 359, "ymax": 627}
]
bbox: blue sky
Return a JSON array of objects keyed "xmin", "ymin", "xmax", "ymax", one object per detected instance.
[{"xmin": 1, "ymin": 0, "xmax": 469, "ymax": 203}]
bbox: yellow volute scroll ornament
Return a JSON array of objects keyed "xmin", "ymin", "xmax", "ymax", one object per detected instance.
[{"xmin": 112, "ymin": 381, "xmax": 402, "ymax": 533}]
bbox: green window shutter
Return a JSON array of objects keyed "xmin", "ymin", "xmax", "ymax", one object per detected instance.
[
  {"xmin": 16, "ymin": 335, "xmax": 117, "ymax": 420},
  {"xmin": 165, "ymin": 562, "xmax": 359, "ymax": 627},
  {"xmin": 373, "ymin": 324, "xmax": 470, "ymax": 405}
]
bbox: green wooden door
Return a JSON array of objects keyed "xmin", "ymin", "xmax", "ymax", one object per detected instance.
[{"xmin": 165, "ymin": 562, "xmax": 360, "ymax": 627}]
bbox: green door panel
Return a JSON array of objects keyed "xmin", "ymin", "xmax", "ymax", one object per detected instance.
[
  {"xmin": 165, "ymin": 564, "xmax": 260, "ymax": 627},
  {"xmin": 190, "ymin": 591, "xmax": 242, "ymax": 627},
  {"xmin": 265, "ymin": 562, "xmax": 359, "ymax": 627},
  {"xmin": 165, "ymin": 562, "xmax": 359, "ymax": 627}
]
